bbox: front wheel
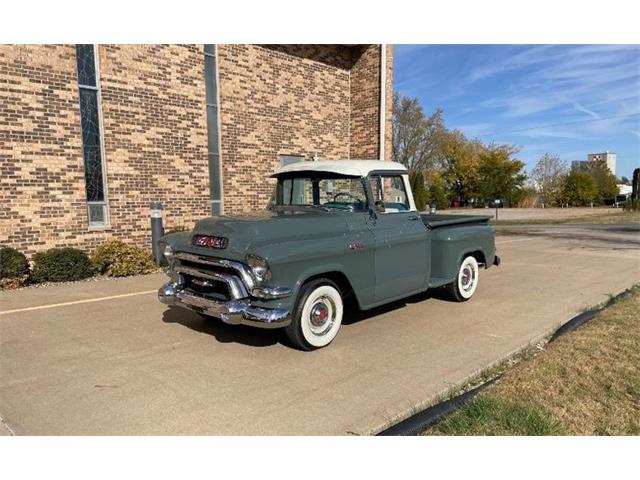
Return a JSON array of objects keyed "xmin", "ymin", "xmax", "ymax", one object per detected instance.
[
  {"xmin": 285, "ymin": 279, "xmax": 344, "ymax": 351},
  {"xmin": 447, "ymin": 256, "xmax": 480, "ymax": 302}
]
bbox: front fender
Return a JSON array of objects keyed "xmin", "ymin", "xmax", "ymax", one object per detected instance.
[
  {"xmin": 250, "ymin": 234, "xmax": 375, "ymax": 310},
  {"xmin": 290, "ymin": 262, "xmax": 353, "ymax": 303}
]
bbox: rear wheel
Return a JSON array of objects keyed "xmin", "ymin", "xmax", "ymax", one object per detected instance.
[
  {"xmin": 447, "ymin": 256, "xmax": 479, "ymax": 302},
  {"xmin": 285, "ymin": 279, "xmax": 344, "ymax": 351}
]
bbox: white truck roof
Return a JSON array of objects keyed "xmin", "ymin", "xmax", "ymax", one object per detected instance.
[{"xmin": 274, "ymin": 160, "xmax": 408, "ymax": 177}]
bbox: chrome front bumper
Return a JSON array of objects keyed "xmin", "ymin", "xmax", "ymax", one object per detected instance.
[{"xmin": 158, "ymin": 281, "xmax": 290, "ymax": 329}]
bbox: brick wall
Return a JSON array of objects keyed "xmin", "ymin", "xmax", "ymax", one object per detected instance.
[
  {"xmin": 217, "ymin": 44, "xmax": 353, "ymax": 214},
  {"xmin": 0, "ymin": 44, "xmax": 210, "ymax": 256},
  {"xmin": 0, "ymin": 44, "xmax": 393, "ymax": 255},
  {"xmin": 350, "ymin": 45, "xmax": 381, "ymax": 160},
  {"xmin": 98, "ymin": 45, "xmax": 210, "ymax": 245},
  {"xmin": 217, "ymin": 44, "xmax": 394, "ymax": 214},
  {"xmin": 1, "ymin": 45, "xmax": 88, "ymax": 255},
  {"xmin": 349, "ymin": 44, "xmax": 394, "ymax": 162}
]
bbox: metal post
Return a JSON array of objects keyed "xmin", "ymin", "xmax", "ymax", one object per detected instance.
[{"xmin": 150, "ymin": 202, "xmax": 164, "ymax": 266}]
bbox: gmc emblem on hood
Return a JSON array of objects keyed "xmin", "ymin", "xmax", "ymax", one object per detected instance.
[{"xmin": 192, "ymin": 234, "xmax": 228, "ymax": 249}]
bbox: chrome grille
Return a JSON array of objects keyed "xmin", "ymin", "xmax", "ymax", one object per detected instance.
[{"xmin": 173, "ymin": 253, "xmax": 253, "ymax": 300}]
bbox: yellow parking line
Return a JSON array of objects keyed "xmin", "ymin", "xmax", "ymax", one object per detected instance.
[{"xmin": 0, "ymin": 290, "xmax": 157, "ymax": 316}]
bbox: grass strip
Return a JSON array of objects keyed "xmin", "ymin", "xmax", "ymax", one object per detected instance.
[{"xmin": 424, "ymin": 285, "xmax": 640, "ymax": 435}]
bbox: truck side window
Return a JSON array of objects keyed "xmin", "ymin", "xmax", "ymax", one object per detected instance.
[{"xmin": 369, "ymin": 175, "xmax": 409, "ymax": 212}]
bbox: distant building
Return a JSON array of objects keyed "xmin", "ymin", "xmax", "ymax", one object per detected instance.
[
  {"xmin": 618, "ymin": 184, "xmax": 632, "ymax": 196},
  {"xmin": 571, "ymin": 160, "xmax": 589, "ymax": 172},
  {"xmin": 571, "ymin": 151, "xmax": 617, "ymax": 176},
  {"xmin": 587, "ymin": 151, "xmax": 616, "ymax": 175},
  {"xmin": 615, "ymin": 184, "xmax": 632, "ymax": 207}
]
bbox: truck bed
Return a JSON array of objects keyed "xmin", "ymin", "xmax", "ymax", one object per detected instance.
[{"xmin": 420, "ymin": 213, "xmax": 492, "ymax": 229}]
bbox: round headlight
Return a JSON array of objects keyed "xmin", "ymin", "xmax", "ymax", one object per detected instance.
[
  {"xmin": 246, "ymin": 254, "xmax": 271, "ymax": 281},
  {"xmin": 161, "ymin": 243, "xmax": 174, "ymax": 258}
]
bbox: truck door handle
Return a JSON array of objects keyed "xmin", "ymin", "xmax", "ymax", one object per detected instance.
[{"xmin": 408, "ymin": 215, "xmax": 420, "ymax": 221}]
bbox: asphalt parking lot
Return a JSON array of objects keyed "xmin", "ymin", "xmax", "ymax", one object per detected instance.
[{"xmin": 1, "ymin": 223, "xmax": 639, "ymax": 435}]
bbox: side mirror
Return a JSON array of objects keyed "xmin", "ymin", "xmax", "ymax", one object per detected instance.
[{"xmin": 374, "ymin": 201, "xmax": 386, "ymax": 213}]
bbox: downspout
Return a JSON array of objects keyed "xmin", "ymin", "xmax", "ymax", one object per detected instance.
[
  {"xmin": 214, "ymin": 45, "xmax": 224, "ymax": 215},
  {"xmin": 204, "ymin": 44, "xmax": 224, "ymax": 216},
  {"xmin": 379, "ymin": 44, "xmax": 387, "ymax": 161}
]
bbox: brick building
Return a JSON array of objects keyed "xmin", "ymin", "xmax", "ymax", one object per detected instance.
[{"xmin": 0, "ymin": 44, "xmax": 393, "ymax": 256}]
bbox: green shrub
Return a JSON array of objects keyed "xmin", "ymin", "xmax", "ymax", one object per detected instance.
[
  {"xmin": 92, "ymin": 240, "xmax": 156, "ymax": 277},
  {"xmin": 425, "ymin": 170, "xmax": 450, "ymax": 210},
  {"xmin": 0, "ymin": 246, "xmax": 30, "ymax": 279},
  {"xmin": 560, "ymin": 171, "xmax": 599, "ymax": 206},
  {"xmin": 409, "ymin": 171, "xmax": 429, "ymax": 211},
  {"xmin": 31, "ymin": 248, "xmax": 94, "ymax": 283}
]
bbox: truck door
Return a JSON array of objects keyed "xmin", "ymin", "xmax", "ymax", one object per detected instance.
[{"xmin": 368, "ymin": 173, "xmax": 429, "ymax": 302}]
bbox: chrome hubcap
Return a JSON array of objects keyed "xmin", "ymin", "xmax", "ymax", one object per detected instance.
[
  {"xmin": 308, "ymin": 297, "xmax": 335, "ymax": 336},
  {"xmin": 310, "ymin": 303, "xmax": 328, "ymax": 326},
  {"xmin": 461, "ymin": 265, "xmax": 475, "ymax": 291}
]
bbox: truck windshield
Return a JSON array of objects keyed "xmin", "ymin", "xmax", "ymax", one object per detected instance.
[{"xmin": 273, "ymin": 174, "xmax": 368, "ymax": 212}]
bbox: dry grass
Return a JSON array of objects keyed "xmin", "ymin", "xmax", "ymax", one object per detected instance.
[{"xmin": 424, "ymin": 286, "xmax": 640, "ymax": 435}]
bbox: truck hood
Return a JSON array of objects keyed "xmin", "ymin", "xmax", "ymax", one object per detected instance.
[{"xmin": 178, "ymin": 207, "xmax": 352, "ymax": 261}]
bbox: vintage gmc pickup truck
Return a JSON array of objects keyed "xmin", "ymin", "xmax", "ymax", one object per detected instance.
[{"xmin": 158, "ymin": 160, "xmax": 500, "ymax": 350}]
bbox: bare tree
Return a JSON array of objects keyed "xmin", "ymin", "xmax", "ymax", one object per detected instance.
[
  {"xmin": 392, "ymin": 92, "xmax": 445, "ymax": 172},
  {"xmin": 531, "ymin": 153, "xmax": 567, "ymax": 206}
]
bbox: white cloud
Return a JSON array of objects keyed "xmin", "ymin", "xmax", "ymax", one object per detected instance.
[
  {"xmin": 570, "ymin": 101, "xmax": 600, "ymax": 119},
  {"xmin": 474, "ymin": 44, "xmax": 640, "ymax": 125},
  {"xmin": 512, "ymin": 127, "xmax": 590, "ymax": 140},
  {"xmin": 397, "ymin": 44, "xmax": 640, "ymax": 165},
  {"xmin": 467, "ymin": 45, "xmax": 556, "ymax": 82}
]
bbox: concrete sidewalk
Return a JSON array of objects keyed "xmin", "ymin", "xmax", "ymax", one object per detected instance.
[{"xmin": 1, "ymin": 224, "xmax": 639, "ymax": 435}]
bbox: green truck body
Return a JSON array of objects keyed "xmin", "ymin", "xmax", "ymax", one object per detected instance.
[{"xmin": 158, "ymin": 160, "xmax": 499, "ymax": 350}]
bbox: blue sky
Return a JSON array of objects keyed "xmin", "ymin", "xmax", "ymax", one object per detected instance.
[{"xmin": 394, "ymin": 45, "xmax": 640, "ymax": 179}]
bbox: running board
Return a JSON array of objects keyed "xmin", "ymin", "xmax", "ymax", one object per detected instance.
[{"xmin": 428, "ymin": 277, "xmax": 452, "ymax": 288}]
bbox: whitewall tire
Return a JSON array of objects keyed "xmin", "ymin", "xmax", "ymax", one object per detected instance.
[
  {"xmin": 285, "ymin": 279, "xmax": 344, "ymax": 351},
  {"xmin": 447, "ymin": 255, "xmax": 480, "ymax": 302}
]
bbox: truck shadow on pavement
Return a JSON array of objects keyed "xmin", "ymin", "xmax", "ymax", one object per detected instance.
[
  {"xmin": 162, "ymin": 307, "xmax": 279, "ymax": 347},
  {"xmin": 161, "ymin": 289, "xmax": 449, "ymax": 347},
  {"xmin": 343, "ymin": 289, "xmax": 447, "ymax": 325}
]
